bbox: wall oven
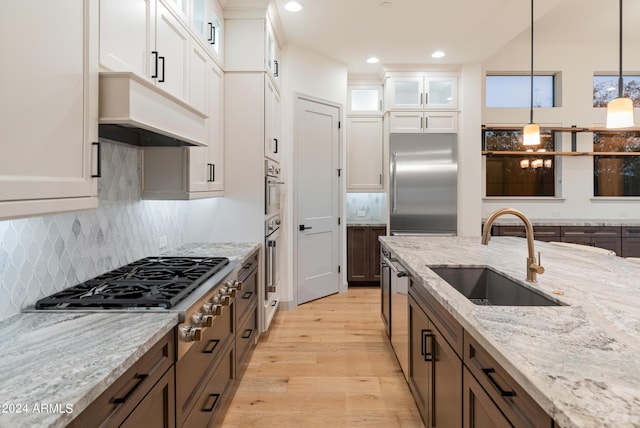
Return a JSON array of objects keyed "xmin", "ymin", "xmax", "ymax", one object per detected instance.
[
  {"xmin": 265, "ymin": 160, "xmax": 283, "ymax": 215},
  {"xmin": 264, "ymin": 214, "xmax": 281, "ymax": 329}
]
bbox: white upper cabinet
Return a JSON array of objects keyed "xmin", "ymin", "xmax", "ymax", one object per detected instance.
[
  {"xmin": 348, "ymin": 85, "xmax": 383, "ymax": 115},
  {"xmin": 265, "ymin": 18, "xmax": 280, "ymax": 83},
  {"xmin": 387, "ymin": 74, "xmax": 458, "ymax": 110},
  {"xmin": 155, "ymin": 1, "xmax": 190, "ymax": 101},
  {"xmin": 264, "ymin": 76, "xmax": 281, "ymax": 162},
  {"xmin": 191, "ymin": 0, "xmax": 223, "ymax": 60},
  {"xmin": 346, "ymin": 117, "xmax": 384, "ymax": 191},
  {"xmin": 389, "ymin": 111, "xmax": 458, "ymax": 134},
  {"xmin": 0, "ymin": 0, "xmax": 99, "ymax": 220}
]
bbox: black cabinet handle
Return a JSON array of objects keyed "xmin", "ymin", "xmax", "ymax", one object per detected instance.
[
  {"xmin": 242, "ymin": 329, "xmax": 253, "ymax": 339},
  {"xmin": 207, "ymin": 22, "xmax": 213, "ymax": 42},
  {"xmin": 242, "ymin": 291, "xmax": 253, "ymax": 299},
  {"xmin": 207, "ymin": 163, "xmax": 215, "ymax": 182},
  {"xmin": 202, "ymin": 394, "xmax": 220, "ymax": 412},
  {"xmin": 159, "ymin": 56, "xmax": 165, "ymax": 82},
  {"xmin": 151, "ymin": 51, "xmax": 159, "ymax": 78},
  {"xmin": 211, "ymin": 26, "xmax": 216, "ymax": 45},
  {"xmin": 113, "ymin": 374, "xmax": 148, "ymax": 404},
  {"xmin": 274, "ymin": 60, "xmax": 279, "ymax": 77},
  {"xmin": 481, "ymin": 368, "xmax": 515, "ymax": 397},
  {"xmin": 274, "ymin": 138, "xmax": 278, "ymax": 154},
  {"xmin": 421, "ymin": 329, "xmax": 434, "ymax": 362},
  {"xmin": 203, "ymin": 339, "xmax": 219, "ymax": 354},
  {"xmin": 91, "ymin": 142, "xmax": 102, "ymax": 178},
  {"xmin": 299, "ymin": 225, "xmax": 312, "ymax": 231}
]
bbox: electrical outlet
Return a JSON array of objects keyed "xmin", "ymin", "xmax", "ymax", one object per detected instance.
[
  {"xmin": 159, "ymin": 235, "xmax": 168, "ymax": 249},
  {"xmin": 357, "ymin": 210, "xmax": 366, "ymax": 217}
]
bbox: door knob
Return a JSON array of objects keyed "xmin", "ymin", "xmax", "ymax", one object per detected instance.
[{"xmin": 299, "ymin": 225, "xmax": 312, "ymax": 231}]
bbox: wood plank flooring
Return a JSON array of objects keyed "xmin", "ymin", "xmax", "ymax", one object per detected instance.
[{"xmin": 221, "ymin": 287, "xmax": 424, "ymax": 427}]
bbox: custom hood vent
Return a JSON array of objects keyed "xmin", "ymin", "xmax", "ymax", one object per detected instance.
[{"xmin": 98, "ymin": 72, "xmax": 208, "ymax": 147}]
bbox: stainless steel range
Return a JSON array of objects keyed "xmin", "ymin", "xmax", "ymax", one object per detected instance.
[{"xmin": 34, "ymin": 255, "xmax": 244, "ymax": 358}]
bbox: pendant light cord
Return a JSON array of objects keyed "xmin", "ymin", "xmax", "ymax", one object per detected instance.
[
  {"xmin": 529, "ymin": 0, "xmax": 534, "ymax": 124},
  {"xmin": 618, "ymin": 0, "xmax": 623, "ymax": 99}
]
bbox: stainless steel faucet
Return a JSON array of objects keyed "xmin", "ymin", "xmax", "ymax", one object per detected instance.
[{"xmin": 482, "ymin": 208, "xmax": 545, "ymax": 282}]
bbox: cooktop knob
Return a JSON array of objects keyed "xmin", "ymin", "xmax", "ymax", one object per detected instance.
[
  {"xmin": 202, "ymin": 302, "xmax": 222, "ymax": 316},
  {"xmin": 192, "ymin": 312, "xmax": 214, "ymax": 327},
  {"xmin": 179, "ymin": 325, "xmax": 202, "ymax": 342}
]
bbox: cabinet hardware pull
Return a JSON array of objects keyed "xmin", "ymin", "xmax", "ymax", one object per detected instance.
[
  {"xmin": 242, "ymin": 329, "xmax": 253, "ymax": 339},
  {"xmin": 420, "ymin": 116, "xmax": 423, "ymax": 129},
  {"xmin": 92, "ymin": 142, "xmax": 102, "ymax": 178},
  {"xmin": 274, "ymin": 138, "xmax": 278, "ymax": 154},
  {"xmin": 113, "ymin": 373, "xmax": 148, "ymax": 404},
  {"xmin": 151, "ymin": 51, "xmax": 159, "ymax": 78},
  {"xmin": 379, "ymin": 174, "xmax": 382, "ymax": 185},
  {"xmin": 159, "ymin": 56, "xmax": 165, "ymax": 82},
  {"xmin": 274, "ymin": 60, "xmax": 279, "ymax": 77},
  {"xmin": 299, "ymin": 225, "xmax": 312, "ymax": 231},
  {"xmin": 271, "ymin": 300, "xmax": 277, "ymax": 306},
  {"xmin": 203, "ymin": 339, "xmax": 220, "ymax": 354},
  {"xmin": 207, "ymin": 22, "xmax": 213, "ymax": 42},
  {"xmin": 242, "ymin": 291, "xmax": 253, "ymax": 299},
  {"xmin": 481, "ymin": 368, "xmax": 515, "ymax": 397},
  {"xmin": 207, "ymin": 163, "xmax": 215, "ymax": 182},
  {"xmin": 421, "ymin": 329, "xmax": 435, "ymax": 362},
  {"xmin": 420, "ymin": 93, "xmax": 423, "ymax": 105},
  {"xmin": 211, "ymin": 26, "xmax": 216, "ymax": 45},
  {"xmin": 202, "ymin": 394, "xmax": 220, "ymax": 412},
  {"xmin": 424, "ymin": 92, "xmax": 429, "ymax": 105}
]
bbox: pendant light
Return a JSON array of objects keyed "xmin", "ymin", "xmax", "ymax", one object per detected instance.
[
  {"xmin": 606, "ymin": 0, "xmax": 635, "ymax": 128},
  {"xmin": 523, "ymin": 0, "xmax": 540, "ymax": 145}
]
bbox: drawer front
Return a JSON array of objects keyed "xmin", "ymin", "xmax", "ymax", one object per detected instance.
[
  {"xmin": 622, "ymin": 238, "xmax": 640, "ymax": 257},
  {"xmin": 561, "ymin": 226, "xmax": 621, "ymax": 238},
  {"xmin": 463, "ymin": 367, "xmax": 511, "ymax": 428},
  {"xmin": 181, "ymin": 340, "xmax": 235, "ymax": 428},
  {"xmin": 236, "ymin": 267, "xmax": 258, "ymax": 322},
  {"xmin": 464, "ymin": 332, "xmax": 552, "ymax": 428},
  {"xmin": 622, "ymin": 227, "xmax": 640, "ymax": 238},
  {"xmin": 69, "ymin": 330, "xmax": 175, "ymax": 428},
  {"xmin": 176, "ymin": 305, "xmax": 233, "ymax": 422},
  {"xmin": 236, "ymin": 302, "xmax": 258, "ymax": 367},
  {"xmin": 409, "ymin": 277, "xmax": 464, "ymax": 357}
]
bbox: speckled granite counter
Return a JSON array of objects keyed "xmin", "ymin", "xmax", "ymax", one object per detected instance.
[
  {"xmin": 0, "ymin": 242, "xmax": 260, "ymax": 428},
  {"xmin": 0, "ymin": 312, "xmax": 177, "ymax": 428},
  {"xmin": 346, "ymin": 222, "xmax": 387, "ymax": 227},
  {"xmin": 380, "ymin": 236, "xmax": 640, "ymax": 428}
]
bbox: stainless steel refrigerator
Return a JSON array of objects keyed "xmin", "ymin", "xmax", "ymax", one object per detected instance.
[{"xmin": 389, "ymin": 133, "xmax": 458, "ymax": 235}]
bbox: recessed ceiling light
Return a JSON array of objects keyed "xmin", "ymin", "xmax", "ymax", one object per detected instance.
[
  {"xmin": 432, "ymin": 51, "xmax": 446, "ymax": 59},
  {"xmin": 284, "ymin": 1, "xmax": 303, "ymax": 12},
  {"xmin": 380, "ymin": 1, "xmax": 393, "ymax": 7},
  {"xmin": 367, "ymin": 57, "xmax": 380, "ymax": 64}
]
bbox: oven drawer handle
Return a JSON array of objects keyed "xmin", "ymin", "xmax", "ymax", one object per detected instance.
[
  {"xmin": 242, "ymin": 329, "xmax": 253, "ymax": 339},
  {"xmin": 203, "ymin": 339, "xmax": 220, "ymax": 354},
  {"xmin": 481, "ymin": 368, "xmax": 516, "ymax": 397},
  {"xmin": 113, "ymin": 373, "xmax": 148, "ymax": 404},
  {"xmin": 202, "ymin": 393, "xmax": 220, "ymax": 412},
  {"xmin": 242, "ymin": 291, "xmax": 253, "ymax": 299}
]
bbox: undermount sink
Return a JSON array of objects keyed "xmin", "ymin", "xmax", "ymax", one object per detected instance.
[{"xmin": 430, "ymin": 266, "xmax": 561, "ymax": 306}]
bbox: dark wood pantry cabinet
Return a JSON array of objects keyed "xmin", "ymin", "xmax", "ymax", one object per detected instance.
[{"xmin": 347, "ymin": 225, "xmax": 386, "ymax": 284}]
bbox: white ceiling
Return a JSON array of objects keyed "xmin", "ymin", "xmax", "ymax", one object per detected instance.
[{"xmin": 267, "ymin": 0, "xmax": 640, "ymax": 75}]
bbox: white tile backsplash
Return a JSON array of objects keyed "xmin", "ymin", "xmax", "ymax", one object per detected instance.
[
  {"xmin": 0, "ymin": 140, "xmax": 192, "ymax": 320},
  {"xmin": 346, "ymin": 193, "xmax": 387, "ymax": 223}
]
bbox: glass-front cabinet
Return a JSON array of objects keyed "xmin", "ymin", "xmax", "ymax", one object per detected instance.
[
  {"xmin": 266, "ymin": 18, "xmax": 280, "ymax": 82},
  {"xmin": 387, "ymin": 74, "xmax": 458, "ymax": 110},
  {"xmin": 348, "ymin": 85, "xmax": 383, "ymax": 115},
  {"xmin": 191, "ymin": 0, "xmax": 222, "ymax": 58}
]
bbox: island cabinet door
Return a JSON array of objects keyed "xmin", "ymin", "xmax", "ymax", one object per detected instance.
[
  {"xmin": 409, "ymin": 295, "xmax": 432, "ymax": 419},
  {"xmin": 463, "ymin": 367, "xmax": 511, "ymax": 428},
  {"xmin": 431, "ymin": 323, "xmax": 462, "ymax": 427},
  {"xmin": 120, "ymin": 366, "xmax": 176, "ymax": 428}
]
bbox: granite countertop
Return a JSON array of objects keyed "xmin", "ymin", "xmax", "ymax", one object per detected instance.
[
  {"xmin": 380, "ymin": 236, "xmax": 640, "ymax": 428},
  {"xmin": 485, "ymin": 218, "xmax": 640, "ymax": 227},
  {"xmin": 0, "ymin": 312, "xmax": 178, "ymax": 428},
  {"xmin": 0, "ymin": 242, "xmax": 260, "ymax": 428},
  {"xmin": 346, "ymin": 221, "xmax": 387, "ymax": 227}
]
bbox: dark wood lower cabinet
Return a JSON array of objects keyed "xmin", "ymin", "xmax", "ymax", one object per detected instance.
[
  {"xmin": 121, "ymin": 366, "xmax": 176, "ymax": 428},
  {"xmin": 463, "ymin": 367, "xmax": 511, "ymax": 428},
  {"xmin": 409, "ymin": 294, "xmax": 462, "ymax": 427},
  {"xmin": 347, "ymin": 225, "xmax": 386, "ymax": 284}
]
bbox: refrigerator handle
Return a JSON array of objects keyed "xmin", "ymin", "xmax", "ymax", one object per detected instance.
[{"xmin": 391, "ymin": 152, "xmax": 398, "ymax": 213}]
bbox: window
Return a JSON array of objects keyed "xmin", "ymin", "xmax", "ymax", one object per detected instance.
[
  {"xmin": 593, "ymin": 131, "xmax": 640, "ymax": 196},
  {"xmin": 593, "ymin": 75, "xmax": 640, "ymax": 107},
  {"xmin": 486, "ymin": 75, "xmax": 555, "ymax": 108},
  {"xmin": 484, "ymin": 130, "xmax": 556, "ymax": 197}
]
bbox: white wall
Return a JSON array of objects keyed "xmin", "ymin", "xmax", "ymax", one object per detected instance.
[
  {"xmin": 280, "ymin": 43, "xmax": 348, "ymax": 307},
  {"xmin": 482, "ymin": 37, "xmax": 640, "ymax": 220}
]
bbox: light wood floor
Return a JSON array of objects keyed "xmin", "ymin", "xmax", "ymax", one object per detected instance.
[{"xmin": 221, "ymin": 287, "xmax": 424, "ymax": 428}]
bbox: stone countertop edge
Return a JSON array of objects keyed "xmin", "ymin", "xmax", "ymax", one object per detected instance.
[
  {"xmin": 380, "ymin": 235, "xmax": 640, "ymax": 428},
  {"xmin": 346, "ymin": 222, "xmax": 387, "ymax": 227},
  {"xmin": 484, "ymin": 218, "xmax": 640, "ymax": 227},
  {"xmin": 0, "ymin": 242, "xmax": 260, "ymax": 428}
]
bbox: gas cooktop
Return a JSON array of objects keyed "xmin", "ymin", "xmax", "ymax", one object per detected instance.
[{"xmin": 35, "ymin": 257, "xmax": 230, "ymax": 310}]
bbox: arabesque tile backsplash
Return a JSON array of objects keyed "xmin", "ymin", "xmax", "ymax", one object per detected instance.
[{"xmin": 0, "ymin": 140, "xmax": 191, "ymax": 320}]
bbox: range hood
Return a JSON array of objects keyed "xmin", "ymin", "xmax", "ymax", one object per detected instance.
[{"xmin": 98, "ymin": 72, "xmax": 208, "ymax": 147}]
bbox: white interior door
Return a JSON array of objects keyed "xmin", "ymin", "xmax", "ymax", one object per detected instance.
[{"xmin": 296, "ymin": 97, "xmax": 341, "ymax": 304}]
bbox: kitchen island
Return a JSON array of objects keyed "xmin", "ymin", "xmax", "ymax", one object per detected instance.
[{"xmin": 381, "ymin": 235, "xmax": 640, "ymax": 428}]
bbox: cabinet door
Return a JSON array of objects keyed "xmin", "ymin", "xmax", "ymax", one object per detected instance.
[
  {"xmin": 266, "ymin": 18, "xmax": 280, "ymax": 82},
  {"xmin": 0, "ymin": 0, "xmax": 98, "ymax": 218},
  {"xmin": 120, "ymin": 366, "xmax": 176, "ymax": 428},
  {"xmin": 463, "ymin": 367, "xmax": 511, "ymax": 428},
  {"xmin": 207, "ymin": 62, "xmax": 224, "ymax": 191},
  {"xmin": 346, "ymin": 117, "xmax": 384, "ymax": 191},
  {"xmin": 347, "ymin": 227, "xmax": 370, "ymax": 282},
  {"xmin": 424, "ymin": 112, "xmax": 458, "ymax": 133},
  {"xmin": 348, "ymin": 85, "xmax": 383, "ymax": 115},
  {"xmin": 155, "ymin": 1, "xmax": 190, "ymax": 101},
  {"xmin": 432, "ymin": 323, "xmax": 462, "ymax": 427},
  {"xmin": 408, "ymin": 296, "xmax": 432, "ymax": 421},
  {"xmin": 389, "ymin": 111, "xmax": 424, "ymax": 133},
  {"xmin": 264, "ymin": 77, "xmax": 280, "ymax": 162},
  {"xmin": 425, "ymin": 76, "xmax": 458, "ymax": 110},
  {"xmin": 591, "ymin": 237, "xmax": 621, "ymax": 255},
  {"xmin": 192, "ymin": 0, "xmax": 222, "ymax": 57},
  {"xmin": 369, "ymin": 227, "xmax": 386, "ymax": 281},
  {"xmin": 189, "ymin": 43, "xmax": 208, "ymax": 114},
  {"xmin": 622, "ymin": 238, "xmax": 640, "ymax": 257},
  {"xmin": 389, "ymin": 76, "xmax": 424, "ymax": 109},
  {"xmin": 99, "ymin": 0, "xmax": 153, "ymax": 77}
]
